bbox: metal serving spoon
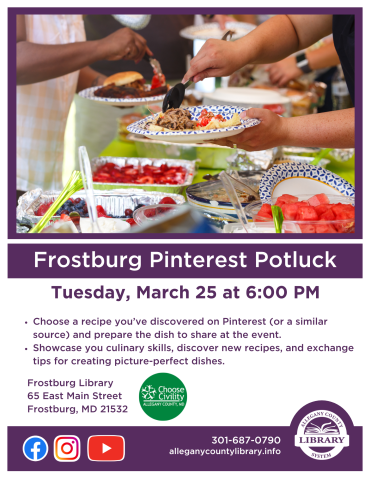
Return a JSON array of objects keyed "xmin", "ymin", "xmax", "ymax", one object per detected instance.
[{"xmin": 162, "ymin": 30, "xmax": 233, "ymax": 112}]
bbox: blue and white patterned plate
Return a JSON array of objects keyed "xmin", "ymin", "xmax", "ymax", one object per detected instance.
[
  {"xmin": 127, "ymin": 105, "xmax": 261, "ymax": 144},
  {"xmin": 78, "ymin": 86, "xmax": 165, "ymax": 107},
  {"xmin": 259, "ymin": 163, "xmax": 355, "ymax": 201}
]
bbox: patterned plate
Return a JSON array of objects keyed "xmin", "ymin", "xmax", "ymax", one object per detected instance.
[
  {"xmin": 78, "ymin": 86, "xmax": 165, "ymax": 107},
  {"xmin": 127, "ymin": 105, "xmax": 261, "ymax": 144},
  {"xmin": 259, "ymin": 163, "xmax": 355, "ymax": 201}
]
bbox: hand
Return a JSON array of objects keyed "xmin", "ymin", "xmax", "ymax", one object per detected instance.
[
  {"xmin": 210, "ymin": 108, "xmax": 289, "ymax": 151},
  {"xmin": 100, "ymin": 28, "xmax": 153, "ymax": 63},
  {"xmin": 183, "ymin": 39, "xmax": 245, "ymax": 83},
  {"xmin": 266, "ymin": 56, "xmax": 303, "ymax": 87}
]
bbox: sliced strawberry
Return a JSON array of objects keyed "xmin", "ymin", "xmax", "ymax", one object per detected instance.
[
  {"xmin": 137, "ymin": 176, "xmax": 155, "ymax": 184},
  {"xmin": 159, "ymin": 197, "xmax": 176, "ymax": 205}
]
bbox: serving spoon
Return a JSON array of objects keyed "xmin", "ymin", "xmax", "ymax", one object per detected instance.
[
  {"xmin": 69, "ymin": 211, "xmax": 82, "ymax": 233},
  {"xmin": 162, "ymin": 30, "xmax": 233, "ymax": 112},
  {"xmin": 78, "ymin": 146, "xmax": 101, "ymax": 233},
  {"xmin": 219, "ymin": 171, "xmax": 251, "ymax": 233}
]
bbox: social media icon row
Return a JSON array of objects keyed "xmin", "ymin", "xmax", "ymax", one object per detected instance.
[{"xmin": 23, "ymin": 435, "xmax": 125, "ymax": 462}]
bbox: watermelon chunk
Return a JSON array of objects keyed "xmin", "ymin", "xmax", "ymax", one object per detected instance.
[
  {"xmin": 296, "ymin": 206, "xmax": 319, "ymax": 221},
  {"xmin": 315, "ymin": 204, "xmax": 332, "ymax": 216},
  {"xmin": 257, "ymin": 204, "xmax": 273, "ymax": 219},
  {"xmin": 308, "ymin": 193, "xmax": 330, "ymax": 207},
  {"xmin": 275, "ymin": 199, "xmax": 286, "ymax": 208},
  {"xmin": 320, "ymin": 209, "xmax": 335, "ymax": 221},
  {"xmin": 275, "ymin": 194, "xmax": 298, "ymax": 205},
  {"xmin": 282, "ymin": 203, "xmax": 299, "ymax": 220},
  {"xmin": 331, "ymin": 203, "xmax": 354, "ymax": 219},
  {"xmin": 300, "ymin": 224, "xmax": 316, "ymax": 233},
  {"xmin": 336, "ymin": 211, "xmax": 354, "ymax": 221},
  {"xmin": 316, "ymin": 223, "xmax": 337, "ymax": 233}
]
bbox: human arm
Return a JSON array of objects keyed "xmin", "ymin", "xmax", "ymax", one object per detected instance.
[
  {"xmin": 76, "ymin": 67, "xmax": 106, "ymax": 93},
  {"xmin": 17, "ymin": 15, "xmax": 152, "ymax": 85},
  {"xmin": 268, "ymin": 40, "xmax": 340, "ymax": 87},
  {"xmin": 233, "ymin": 15, "xmax": 257, "ymax": 25},
  {"xmin": 211, "ymin": 107, "xmax": 354, "ymax": 150},
  {"xmin": 183, "ymin": 15, "xmax": 333, "ymax": 83}
]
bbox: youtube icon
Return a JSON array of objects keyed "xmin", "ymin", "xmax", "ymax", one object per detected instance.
[{"xmin": 88, "ymin": 436, "xmax": 125, "ymax": 462}]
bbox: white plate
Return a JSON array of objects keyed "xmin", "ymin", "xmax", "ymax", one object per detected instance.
[
  {"xmin": 78, "ymin": 86, "xmax": 165, "ymax": 107},
  {"xmin": 259, "ymin": 163, "xmax": 355, "ymax": 201},
  {"xmin": 203, "ymin": 87, "xmax": 292, "ymax": 115},
  {"xmin": 179, "ymin": 22, "xmax": 255, "ymax": 41},
  {"xmin": 127, "ymin": 105, "xmax": 260, "ymax": 144}
]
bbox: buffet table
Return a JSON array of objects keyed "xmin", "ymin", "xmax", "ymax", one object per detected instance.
[{"xmin": 100, "ymin": 138, "xmax": 355, "ymax": 187}]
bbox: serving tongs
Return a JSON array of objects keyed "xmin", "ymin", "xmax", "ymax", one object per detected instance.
[
  {"xmin": 162, "ymin": 30, "xmax": 233, "ymax": 112},
  {"xmin": 219, "ymin": 171, "xmax": 254, "ymax": 233},
  {"xmin": 78, "ymin": 146, "xmax": 101, "ymax": 233}
]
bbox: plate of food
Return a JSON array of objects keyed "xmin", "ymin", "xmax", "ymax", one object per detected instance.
[
  {"xmin": 127, "ymin": 105, "xmax": 261, "ymax": 144},
  {"xmin": 78, "ymin": 71, "xmax": 169, "ymax": 107},
  {"xmin": 259, "ymin": 163, "xmax": 355, "ymax": 201},
  {"xmin": 179, "ymin": 21, "xmax": 255, "ymax": 41}
]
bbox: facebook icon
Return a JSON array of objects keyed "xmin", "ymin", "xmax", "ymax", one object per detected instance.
[{"xmin": 23, "ymin": 436, "xmax": 48, "ymax": 461}]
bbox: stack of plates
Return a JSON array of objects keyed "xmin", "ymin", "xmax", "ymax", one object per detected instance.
[{"xmin": 203, "ymin": 88, "xmax": 292, "ymax": 117}]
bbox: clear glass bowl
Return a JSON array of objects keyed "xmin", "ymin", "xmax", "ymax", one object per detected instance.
[{"xmin": 245, "ymin": 194, "xmax": 355, "ymax": 234}]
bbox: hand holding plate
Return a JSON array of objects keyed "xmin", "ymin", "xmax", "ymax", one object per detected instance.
[{"xmin": 210, "ymin": 108, "xmax": 288, "ymax": 151}]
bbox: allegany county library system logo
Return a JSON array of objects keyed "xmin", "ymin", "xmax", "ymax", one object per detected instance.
[
  {"xmin": 139, "ymin": 373, "xmax": 187, "ymax": 421},
  {"xmin": 295, "ymin": 409, "xmax": 349, "ymax": 460}
]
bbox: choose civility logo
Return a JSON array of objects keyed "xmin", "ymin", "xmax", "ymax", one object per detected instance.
[
  {"xmin": 294, "ymin": 409, "xmax": 349, "ymax": 460},
  {"xmin": 139, "ymin": 372, "xmax": 187, "ymax": 421}
]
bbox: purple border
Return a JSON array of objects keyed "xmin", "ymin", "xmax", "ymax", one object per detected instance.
[{"xmin": 9, "ymin": 8, "xmax": 362, "ymax": 240}]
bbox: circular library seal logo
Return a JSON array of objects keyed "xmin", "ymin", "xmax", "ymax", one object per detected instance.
[
  {"xmin": 294, "ymin": 409, "xmax": 349, "ymax": 460},
  {"xmin": 139, "ymin": 373, "xmax": 187, "ymax": 421}
]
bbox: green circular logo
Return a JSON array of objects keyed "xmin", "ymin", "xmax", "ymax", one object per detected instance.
[{"xmin": 139, "ymin": 373, "xmax": 187, "ymax": 421}]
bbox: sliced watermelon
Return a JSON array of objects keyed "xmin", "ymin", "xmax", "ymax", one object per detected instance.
[
  {"xmin": 282, "ymin": 203, "xmax": 299, "ymax": 220},
  {"xmin": 331, "ymin": 203, "xmax": 354, "ymax": 218},
  {"xmin": 308, "ymin": 193, "xmax": 330, "ymax": 207},
  {"xmin": 275, "ymin": 194, "xmax": 298, "ymax": 205},
  {"xmin": 275, "ymin": 199, "xmax": 286, "ymax": 208},
  {"xmin": 335, "ymin": 211, "xmax": 354, "ymax": 221},
  {"xmin": 320, "ymin": 209, "xmax": 335, "ymax": 221},
  {"xmin": 300, "ymin": 224, "xmax": 316, "ymax": 233},
  {"xmin": 316, "ymin": 223, "xmax": 337, "ymax": 233},
  {"xmin": 296, "ymin": 206, "xmax": 319, "ymax": 221},
  {"xmin": 315, "ymin": 204, "xmax": 332, "ymax": 216},
  {"xmin": 257, "ymin": 203, "xmax": 273, "ymax": 219}
]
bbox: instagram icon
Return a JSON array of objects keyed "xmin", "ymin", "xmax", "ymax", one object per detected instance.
[{"xmin": 54, "ymin": 436, "xmax": 80, "ymax": 462}]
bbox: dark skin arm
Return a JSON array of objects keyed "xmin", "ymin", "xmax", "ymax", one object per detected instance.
[
  {"xmin": 76, "ymin": 67, "xmax": 106, "ymax": 93},
  {"xmin": 17, "ymin": 15, "xmax": 152, "ymax": 86}
]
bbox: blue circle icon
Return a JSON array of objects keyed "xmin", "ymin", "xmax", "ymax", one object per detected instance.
[{"xmin": 23, "ymin": 436, "xmax": 48, "ymax": 461}]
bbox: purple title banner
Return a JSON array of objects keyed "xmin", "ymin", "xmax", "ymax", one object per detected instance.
[{"xmin": 8, "ymin": 243, "xmax": 362, "ymax": 279}]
